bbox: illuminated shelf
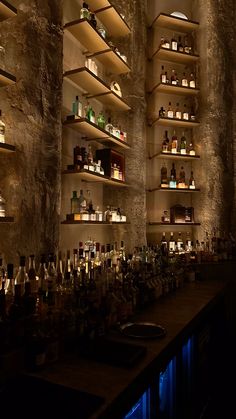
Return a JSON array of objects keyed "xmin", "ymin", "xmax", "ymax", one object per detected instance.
[
  {"xmin": 0, "ymin": 216, "xmax": 14, "ymax": 223},
  {"xmin": 63, "ymin": 118, "xmax": 130, "ymax": 150},
  {"xmin": 148, "ymin": 222, "xmax": 200, "ymax": 226},
  {"xmin": 0, "ymin": 0, "xmax": 16, "ymax": 21},
  {"xmin": 149, "ymin": 117, "xmax": 200, "ymax": 128},
  {"xmin": 64, "ymin": 67, "xmax": 131, "ymax": 111},
  {"xmin": 62, "ymin": 168, "xmax": 128, "ymax": 187},
  {"xmin": 64, "ymin": 18, "xmax": 130, "ymax": 74},
  {"xmin": 0, "ymin": 142, "xmax": 15, "ymax": 153},
  {"xmin": 150, "ymin": 48, "xmax": 199, "ymax": 64},
  {"xmin": 148, "ymin": 82, "xmax": 199, "ymax": 96},
  {"xmin": 61, "ymin": 220, "xmax": 128, "ymax": 225},
  {"xmin": 0, "ymin": 68, "xmax": 16, "ymax": 87},
  {"xmin": 86, "ymin": 0, "xmax": 131, "ymax": 37},
  {"xmin": 149, "ymin": 152, "xmax": 200, "ymax": 160},
  {"xmin": 148, "ymin": 187, "xmax": 200, "ymax": 193},
  {"xmin": 151, "ymin": 13, "xmax": 199, "ymax": 32}
]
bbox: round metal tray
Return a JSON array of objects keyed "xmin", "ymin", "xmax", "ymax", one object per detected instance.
[{"xmin": 120, "ymin": 322, "xmax": 167, "ymax": 339}]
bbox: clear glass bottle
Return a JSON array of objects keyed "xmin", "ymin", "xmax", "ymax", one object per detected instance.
[
  {"xmin": 0, "ymin": 110, "xmax": 5, "ymax": 143},
  {"xmin": 162, "ymin": 130, "xmax": 169, "ymax": 152},
  {"xmin": 171, "ymin": 33, "xmax": 178, "ymax": 51},
  {"xmin": 171, "ymin": 131, "xmax": 178, "ymax": 153},
  {"xmin": 78, "ymin": 189, "xmax": 87, "ymax": 214},
  {"xmin": 105, "ymin": 117, "xmax": 113, "ymax": 133},
  {"xmin": 160, "ymin": 65, "xmax": 166, "ymax": 83},
  {"xmin": 189, "ymin": 73, "xmax": 196, "ymax": 88},
  {"xmin": 0, "ymin": 191, "xmax": 6, "ymax": 217},
  {"xmin": 189, "ymin": 170, "xmax": 196, "ymax": 189},
  {"xmin": 167, "ymin": 102, "xmax": 174, "ymax": 118},
  {"xmin": 71, "ymin": 191, "xmax": 80, "ymax": 214},
  {"xmin": 182, "ymin": 72, "xmax": 188, "ymax": 87},
  {"xmin": 72, "ymin": 95, "xmax": 83, "ymax": 118},
  {"xmin": 15, "ymin": 256, "xmax": 28, "ymax": 295},
  {"xmin": 175, "ymin": 103, "xmax": 182, "ymax": 119},
  {"xmin": 28, "ymin": 254, "xmax": 39, "ymax": 294},
  {"xmin": 183, "ymin": 104, "xmax": 189, "ymax": 120},
  {"xmin": 180, "ymin": 133, "xmax": 187, "ymax": 154},
  {"xmin": 80, "ymin": 2, "xmax": 90, "ymax": 19}
]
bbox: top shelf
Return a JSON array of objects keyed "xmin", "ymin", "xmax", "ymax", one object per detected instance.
[
  {"xmin": 86, "ymin": 1, "xmax": 131, "ymax": 37},
  {"xmin": 151, "ymin": 13, "xmax": 199, "ymax": 32},
  {"xmin": 64, "ymin": 18, "xmax": 130, "ymax": 75},
  {"xmin": 0, "ymin": 0, "xmax": 16, "ymax": 22}
]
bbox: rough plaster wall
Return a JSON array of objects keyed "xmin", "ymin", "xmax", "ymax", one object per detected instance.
[
  {"xmin": 195, "ymin": 0, "xmax": 235, "ymax": 239},
  {"xmin": 0, "ymin": 0, "xmax": 63, "ymax": 265},
  {"xmin": 103, "ymin": 0, "xmax": 148, "ymax": 252}
]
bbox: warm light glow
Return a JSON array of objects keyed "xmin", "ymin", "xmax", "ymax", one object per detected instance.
[{"xmin": 170, "ymin": 11, "xmax": 188, "ymax": 20}]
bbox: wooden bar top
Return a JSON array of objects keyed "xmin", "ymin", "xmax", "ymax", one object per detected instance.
[{"xmin": 26, "ymin": 264, "xmax": 235, "ymax": 418}]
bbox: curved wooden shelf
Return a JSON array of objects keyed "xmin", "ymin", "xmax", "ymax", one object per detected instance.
[
  {"xmin": 148, "ymin": 187, "xmax": 200, "ymax": 193},
  {"xmin": 0, "ymin": 0, "xmax": 16, "ymax": 21},
  {"xmin": 62, "ymin": 168, "xmax": 128, "ymax": 187},
  {"xmin": 61, "ymin": 220, "xmax": 128, "ymax": 225},
  {"xmin": 148, "ymin": 222, "xmax": 200, "ymax": 226},
  {"xmin": 63, "ymin": 118, "xmax": 130, "ymax": 150},
  {"xmin": 64, "ymin": 19, "xmax": 130, "ymax": 75},
  {"xmin": 0, "ymin": 142, "xmax": 15, "ymax": 153},
  {"xmin": 151, "ymin": 13, "xmax": 199, "ymax": 32},
  {"xmin": 149, "ymin": 116, "xmax": 200, "ymax": 128},
  {"xmin": 64, "ymin": 67, "xmax": 131, "ymax": 111},
  {"xmin": 0, "ymin": 68, "xmax": 16, "ymax": 87},
  {"xmin": 149, "ymin": 152, "xmax": 200, "ymax": 160},
  {"xmin": 0, "ymin": 216, "xmax": 14, "ymax": 223},
  {"xmin": 150, "ymin": 48, "xmax": 199, "ymax": 64},
  {"xmin": 86, "ymin": 1, "xmax": 131, "ymax": 37},
  {"xmin": 148, "ymin": 82, "xmax": 199, "ymax": 96}
]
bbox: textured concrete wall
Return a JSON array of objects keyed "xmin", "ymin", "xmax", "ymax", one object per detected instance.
[
  {"xmin": 195, "ymin": 0, "xmax": 235, "ymax": 239},
  {"xmin": 0, "ymin": 0, "xmax": 63, "ymax": 264},
  {"xmin": 103, "ymin": 0, "xmax": 148, "ymax": 252}
]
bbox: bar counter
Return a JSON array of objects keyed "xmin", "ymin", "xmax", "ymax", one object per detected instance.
[{"xmin": 23, "ymin": 263, "xmax": 236, "ymax": 418}]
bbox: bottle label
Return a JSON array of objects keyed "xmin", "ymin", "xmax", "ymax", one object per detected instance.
[
  {"xmin": 182, "ymin": 79, "xmax": 188, "ymax": 87},
  {"xmin": 172, "ymin": 41, "xmax": 178, "ymax": 51},
  {"xmin": 183, "ymin": 113, "xmax": 189, "ymax": 120},
  {"xmin": 161, "ymin": 74, "xmax": 167, "ymax": 83},
  {"xmin": 175, "ymin": 111, "xmax": 182, "ymax": 119},
  {"xmin": 171, "ymin": 80, "xmax": 177, "ymax": 85},
  {"xmin": 180, "ymin": 149, "xmax": 186, "ymax": 154},
  {"xmin": 190, "ymin": 81, "xmax": 196, "ymax": 88},
  {"xmin": 167, "ymin": 111, "xmax": 174, "ymax": 118}
]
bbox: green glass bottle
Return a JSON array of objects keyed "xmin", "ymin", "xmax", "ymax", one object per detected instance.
[{"xmin": 97, "ymin": 111, "xmax": 106, "ymax": 129}]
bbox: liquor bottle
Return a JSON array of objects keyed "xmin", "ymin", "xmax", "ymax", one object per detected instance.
[
  {"xmin": 0, "ymin": 191, "xmax": 6, "ymax": 217},
  {"xmin": 73, "ymin": 145, "xmax": 83, "ymax": 169},
  {"xmin": 184, "ymin": 35, "xmax": 190, "ymax": 54},
  {"xmin": 78, "ymin": 189, "xmax": 87, "ymax": 214},
  {"xmin": 167, "ymin": 102, "xmax": 174, "ymax": 118},
  {"xmin": 80, "ymin": 2, "xmax": 90, "ymax": 19},
  {"xmin": 159, "ymin": 106, "xmax": 165, "ymax": 117},
  {"xmin": 161, "ymin": 232, "xmax": 168, "ymax": 256},
  {"xmin": 162, "ymin": 130, "xmax": 169, "ymax": 152},
  {"xmin": 189, "ymin": 73, "xmax": 196, "ymax": 88},
  {"xmin": 15, "ymin": 256, "xmax": 28, "ymax": 295},
  {"xmin": 23, "ymin": 280, "xmax": 36, "ymax": 316},
  {"xmin": 183, "ymin": 104, "xmax": 189, "ymax": 120},
  {"xmin": 165, "ymin": 71, "xmax": 169, "ymax": 84},
  {"xmin": 97, "ymin": 111, "xmax": 106, "ymax": 129},
  {"xmin": 104, "ymin": 206, "xmax": 112, "ymax": 223},
  {"xmin": 188, "ymin": 141, "xmax": 196, "ymax": 155},
  {"xmin": 160, "ymin": 65, "xmax": 167, "ymax": 83},
  {"xmin": 37, "ymin": 254, "xmax": 48, "ymax": 303},
  {"xmin": 178, "ymin": 166, "xmax": 186, "ymax": 188},
  {"xmin": 5, "ymin": 263, "xmax": 14, "ymax": 307},
  {"xmin": 180, "ymin": 133, "xmax": 187, "ymax": 154},
  {"xmin": 28, "ymin": 255, "xmax": 38, "ymax": 294},
  {"xmin": 189, "ymin": 170, "xmax": 196, "ymax": 189},
  {"xmin": 178, "ymin": 36, "xmax": 184, "ymax": 52},
  {"xmin": 190, "ymin": 106, "xmax": 196, "ymax": 121},
  {"xmin": 177, "ymin": 232, "xmax": 184, "ymax": 251},
  {"xmin": 161, "ymin": 36, "xmax": 170, "ymax": 49},
  {"xmin": 87, "ymin": 144, "xmax": 94, "ymax": 171},
  {"xmin": 169, "ymin": 163, "xmax": 176, "ymax": 188},
  {"xmin": 46, "ymin": 254, "xmax": 56, "ymax": 307},
  {"xmin": 98, "ymin": 26, "xmax": 106, "ymax": 39},
  {"xmin": 72, "ymin": 96, "xmax": 83, "ymax": 118},
  {"xmin": 171, "ymin": 69, "xmax": 177, "ymax": 85},
  {"xmin": 161, "ymin": 210, "xmax": 170, "ymax": 223},
  {"xmin": 169, "ymin": 232, "xmax": 175, "ymax": 254},
  {"xmin": 171, "ymin": 131, "xmax": 178, "ymax": 153},
  {"xmin": 182, "ymin": 72, "xmax": 188, "ymax": 87},
  {"xmin": 87, "ymin": 105, "xmax": 95, "ymax": 123},
  {"xmin": 0, "ymin": 110, "xmax": 5, "ymax": 143},
  {"xmin": 160, "ymin": 163, "xmax": 168, "ymax": 187},
  {"xmin": 171, "ymin": 34, "xmax": 178, "ymax": 51},
  {"xmin": 105, "ymin": 117, "xmax": 113, "ymax": 134},
  {"xmin": 71, "ymin": 191, "xmax": 80, "ymax": 214},
  {"xmin": 175, "ymin": 103, "xmax": 182, "ymax": 119},
  {"xmin": 90, "ymin": 13, "xmax": 97, "ymax": 29}
]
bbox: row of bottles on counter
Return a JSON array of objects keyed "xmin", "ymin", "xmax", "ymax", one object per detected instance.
[
  {"xmin": 160, "ymin": 66, "xmax": 196, "ymax": 88},
  {"xmin": 159, "ymin": 102, "xmax": 196, "ymax": 121},
  {"xmin": 159, "ymin": 230, "xmax": 236, "ymax": 263},
  {"xmin": 68, "ymin": 189, "xmax": 126, "ymax": 222},
  {"xmin": 161, "ymin": 130, "xmax": 196, "ymax": 155},
  {"xmin": 68, "ymin": 97, "xmax": 127, "ymax": 142},
  {"xmin": 160, "ymin": 33, "xmax": 195, "ymax": 55},
  {"xmin": 161, "ymin": 163, "xmax": 196, "ymax": 189},
  {"xmin": 68, "ymin": 145, "xmax": 125, "ymax": 181},
  {"xmin": 80, "ymin": 3, "xmax": 127, "ymax": 62}
]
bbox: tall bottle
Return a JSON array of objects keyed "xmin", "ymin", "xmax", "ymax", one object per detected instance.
[
  {"xmin": 162, "ymin": 130, "xmax": 169, "ymax": 152},
  {"xmin": 15, "ymin": 256, "xmax": 28, "ymax": 295},
  {"xmin": 72, "ymin": 95, "xmax": 83, "ymax": 118},
  {"xmin": 0, "ymin": 110, "xmax": 5, "ymax": 143},
  {"xmin": 46, "ymin": 254, "xmax": 56, "ymax": 307},
  {"xmin": 160, "ymin": 163, "xmax": 168, "ymax": 187},
  {"xmin": 160, "ymin": 65, "xmax": 167, "ymax": 83},
  {"xmin": 28, "ymin": 254, "xmax": 38, "ymax": 294}
]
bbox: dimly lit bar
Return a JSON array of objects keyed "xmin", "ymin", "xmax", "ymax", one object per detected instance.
[{"xmin": 1, "ymin": 0, "xmax": 236, "ymax": 418}]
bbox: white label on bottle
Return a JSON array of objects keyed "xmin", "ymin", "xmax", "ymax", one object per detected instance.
[
  {"xmin": 189, "ymin": 150, "xmax": 196, "ymax": 155},
  {"xmin": 183, "ymin": 113, "xmax": 189, "ymax": 120},
  {"xmin": 175, "ymin": 111, "xmax": 182, "ymax": 119},
  {"xmin": 161, "ymin": 75, "xmax": 167, "ymax": 83},
  {"xmin": 190, "ymin": 81, "xmax": 196, "ymax": 88},
  {"xmin": 182, "ymin": 79, "xmax": 188, "ymax": 87},
  {"xmin": 171, "ymin": 148, "xmax": 177, "ymax": 153},
  {"xmin": 163, "ymin": 43, "xmax": 170, "ymax": 49},
  {"xmin": 0, "ymin": 209, "xmax": 6, "ymax": 217},
  {"xmin": 167, "ymin": 111, "xmax": 174, "ymax": 118},
  {"xmin": 171, "ymin": 80, "xmax": 177, "ymax": 85},
  {"xmin": 180, "ymin": 149, "xmax": 186, "ymax": 154},
  {"xmin": 172, "ymin": 41, "xmax": 178, "ymax": 51},
  {"xmin": 78, "ymin": 103, "xmax": 83, "ymax": 117},
  {"xmin": 81, "ymin": 213, "xmax": 89, "ymax": 221}
]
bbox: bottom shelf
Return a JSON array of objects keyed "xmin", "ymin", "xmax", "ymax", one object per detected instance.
[
  {"xmin": 0, "ymin": 216, "xmax": 14, "ymax": 223},
  {"xmin": 61, "ymin": 220, "xmax": 129, "ymax": 225}
]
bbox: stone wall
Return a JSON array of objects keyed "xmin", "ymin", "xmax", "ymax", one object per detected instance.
[{"xmin": 0, "ymin": 0, "xmax": 63, "ymax": 265}]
